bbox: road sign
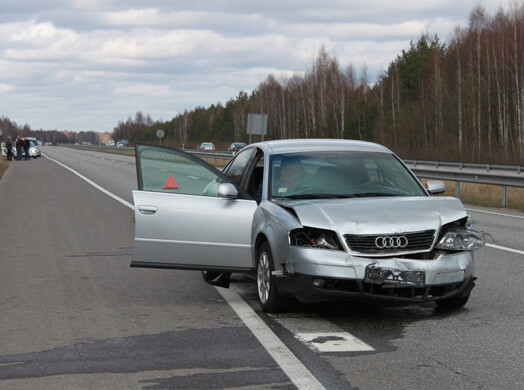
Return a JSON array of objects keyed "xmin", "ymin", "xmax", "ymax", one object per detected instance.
[
  {"xmin": 156, "ymin": 130, "xmax": 165, "ymax": 145},
  {"xmin": 247, "ymin": 114, "xmax": 267, "ymax": 143},
  {"xmin": 247, "ymin": 114, "xmax": 267, "ymax": 135}
]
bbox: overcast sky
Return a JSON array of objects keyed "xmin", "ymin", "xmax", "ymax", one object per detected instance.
[{"xmin": 0, "ymin": 0, "xmax": 518, "ymax": 133}]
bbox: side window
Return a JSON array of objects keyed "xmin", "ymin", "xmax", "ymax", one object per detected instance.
[
  {"xmin": 136, "ymin": 145, "xmax": 226, "ymax": 196},
  {"xmin": 224, "ymin": 148, "xmax": 255, "ymax": 185},
  {"xmin": 246, "ymin": 153, "xmax": 264, "ymax": 203}
]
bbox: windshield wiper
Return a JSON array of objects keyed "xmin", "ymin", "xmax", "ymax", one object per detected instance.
[
  {"xmin": 352, "ymin": 192, "xmax": 399, "ymax": 197},
  {"xmin": 279, "ymin": 193, "xmax": 356, "ymax": 199}
]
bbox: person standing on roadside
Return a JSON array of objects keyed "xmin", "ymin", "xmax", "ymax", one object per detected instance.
[
  {"xmin": 6, "ymin": 136, "xmax": 13, "ymax": 160},
  {"xmin": 23, "ymin": 138, "xmax": 30, "ymax": 160},
  {"xmin": 15, "ymin": 136, "xmax": 22, "ymax": 160}
]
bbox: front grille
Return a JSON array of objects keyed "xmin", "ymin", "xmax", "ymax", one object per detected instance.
[{"xmin": 345, "ymin": 230, "xmax": 435, "ymax": 255}]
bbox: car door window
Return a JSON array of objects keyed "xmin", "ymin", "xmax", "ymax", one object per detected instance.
[
  {"xmin": 223, "ymin": 148, "xmax": 255, "ymax": 185},
  {"xmin": 136, "ymin": 144, "xmax": 228, "ymax": 196}
]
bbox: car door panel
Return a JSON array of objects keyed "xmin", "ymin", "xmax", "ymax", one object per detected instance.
[{"xmin": 132, "ymin": 145, "xmax": 258, "ymax": 271}]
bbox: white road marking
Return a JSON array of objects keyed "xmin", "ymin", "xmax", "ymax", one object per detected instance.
[
  {"xmin": 232, "ymin": 283, "xmax": 374, "ymax": 353},
  {"xmin": 466, "ymin": 208, "xmax": 524, "ymax": 255},
  {"xmin": 295, "ymin": 332, "xmax": 374, "ymax": 353},
  {"xmin": 467, "ymin": 207, "xmax": 524, "ymax": 219},
  {"xmin": 218, "ymin": 287, "xmax": 326, "ymax": 390},
  {"xmin": 44, "ymin": 154, "xmax": 326, "ymax": 390},
  {"xmin": 270, "ymin": 315, "xmax": 374, "ymax": 353},
  {"xmin": 43, "ymin": 154, "xmax": 134, "ymax": 211},
  {"xmin": 485, "ymin": 243, "xmax": 524, "ymax": 256}
]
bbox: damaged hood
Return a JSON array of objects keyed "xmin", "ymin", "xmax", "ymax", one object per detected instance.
[{"xmin": 277, "ymin": 196, "xmax": 467, "ymax": 235}]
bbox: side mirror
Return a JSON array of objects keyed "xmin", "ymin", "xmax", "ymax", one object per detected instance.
[
  {"xmin": 426, "ymin": 180, "xmax": 446, "ymax": 195},
  {"xmin": 217, "ymin": 183, "xmax": 239, "ymax": 198}
]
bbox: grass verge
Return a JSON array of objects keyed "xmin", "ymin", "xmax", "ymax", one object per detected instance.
[{"xmin": 0, "ymin": 156, "xmax": 9, "ymax": 181}]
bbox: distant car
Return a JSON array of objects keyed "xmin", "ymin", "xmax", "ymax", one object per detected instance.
[
  {"xmin": 28, "ymin": 139, "xmax": 41, "ymax": 158},
  {"xmin": 227, "ymin": 142, "xmax": 247, "ymax": 152},
  {"xmin": 117, "ymin": 141, "xmax": 125, "ymax": 147},
  {"xmin": 105, "ymin": 139, "xmax": 115, "ymax": 146},
  {"xmin": 3, "ymin": 138, "xmax": 41, "ymax": 158},
  {"xmin": 199, "ymin": 142, "xmax": 215, "ymax": 151},
  {"xmin": 131, "ymin": 139, "xmax": 486, "ymax": 313}
]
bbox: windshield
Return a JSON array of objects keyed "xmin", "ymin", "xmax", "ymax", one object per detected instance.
[{"xmin": 269, "ymin": 151, "xmax": 426, "ymax": 199}]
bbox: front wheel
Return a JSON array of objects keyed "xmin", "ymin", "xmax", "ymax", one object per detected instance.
[
  {"xmin": 257, "ymin": 242, "xmax": 292, "ymax": 313},
  {"xmin": 201, "ymin": 270, "xmax": 221, "ymax": 282},
  {"xmin": 201, "ymin": 271, "xmax": 230, "ymax": 288}
]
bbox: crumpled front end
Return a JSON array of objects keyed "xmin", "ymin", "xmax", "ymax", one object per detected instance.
[
  {"xmin": 271, "ymin": 197, "xmax": 485, "ymax": 305},
  {"xmin": 278, "ymin": 247, "xmax": 476, "ymax": 304}
]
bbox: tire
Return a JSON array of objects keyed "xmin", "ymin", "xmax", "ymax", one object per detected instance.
[
  {"xmin": 201, "ymin": 270, "xmax": 221, "ymax": 282},
  {"xmin": 257, "ymin": 242, "xmax": 292, "ymax": 313},
  {"xmin": 436, "ymin": 292, "xmax": 470, "ymax": 309},
  {"xmin": 201, "ymin": 271, "xmax": 231, "ymax": 288}
]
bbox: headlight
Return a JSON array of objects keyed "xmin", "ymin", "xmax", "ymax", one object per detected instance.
[
  {"xmin": 290, "ymin": 227, "xmax": 342, "ymax": 250},
  {"xmin": 436, "ymin": 227, "xmax": 485, "ymax": 251}
]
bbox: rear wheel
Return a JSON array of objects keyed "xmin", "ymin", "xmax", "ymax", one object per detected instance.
[{"xmin": 257, "ymin": 242, "xmax": 292, "ymax": 313}]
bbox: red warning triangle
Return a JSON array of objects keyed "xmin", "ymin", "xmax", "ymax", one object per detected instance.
[{"xmin": 163, "ymin": 174, "xmax": 178, "ymax": 189}]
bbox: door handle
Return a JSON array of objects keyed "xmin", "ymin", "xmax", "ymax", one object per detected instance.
[{"xmin": 138, "ymin": 205, "xmax": 158, "ymax": 215}]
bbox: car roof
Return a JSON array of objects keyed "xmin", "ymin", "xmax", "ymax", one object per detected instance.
[{"xmin": 247, "ymin": 139, "xmax": 392, "ymax": 155}]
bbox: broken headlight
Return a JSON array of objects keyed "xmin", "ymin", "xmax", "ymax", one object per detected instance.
[
  {"xmin": 435, "ymin": 226, "xmax": 485, "ymax": 251},
  {"xmin": 290, "ymin": 227, "xmax": 342, "ymax": 250}
]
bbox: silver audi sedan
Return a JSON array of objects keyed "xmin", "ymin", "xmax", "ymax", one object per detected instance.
[{"xmin": 132, "ymin": 139, "xmax": 485, "ymax": 313}]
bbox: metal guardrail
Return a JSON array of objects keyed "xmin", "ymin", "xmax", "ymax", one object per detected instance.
[
  {"xmin": 63, "ymin": 144, "xmax": 523, "ymax": 206},
  {"xmin": 403, "ymin": 159, "xmax": 523, "ymax": 206},
  {"xmin": 405, "ymin": 159, "xmax": 524, "ymax": 174},
  {"xmin": 404, "ymin": 163, "xmax": 523, "ymax": 206},
  {"xmin": 407, "ymin": 166, "xmax": 524, "ymax": 188}
]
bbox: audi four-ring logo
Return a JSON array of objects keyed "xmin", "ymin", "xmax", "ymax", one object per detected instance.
[{"xmin": 375, "ymin": 235, "xmax": 408, "ymax": 248}]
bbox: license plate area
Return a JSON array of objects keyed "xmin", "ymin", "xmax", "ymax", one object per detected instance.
[{"xmin": 364, "ymin": 265, "xmax": 425, "ymax": 287}]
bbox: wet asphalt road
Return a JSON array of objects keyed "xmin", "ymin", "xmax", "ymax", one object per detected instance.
[{"xmin": 0, "ymin": 146, "xmax": 522, "ymax": 389}]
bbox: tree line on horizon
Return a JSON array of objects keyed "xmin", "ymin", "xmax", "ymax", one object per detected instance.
[
  {"xmin": 3, "ymin": 3, "xmax": 524, "ymax": 164},
  {"xmin": 114, "ymin": 4, "xmax": 524, "ymax": 163},
  {"xmin": 0, "ymin": 118, "xmax": 109, "ymax": 146}
]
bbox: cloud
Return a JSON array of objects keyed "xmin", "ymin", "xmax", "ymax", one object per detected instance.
[
  {"xmin": 0, "ymin": 83, "xmax": 13, "ymax": 93},
  {"xmin": 0, "ymin": 0, "xmax": 518, "ymax": 132},
  {"xmin": 115, "ymin": 83, "xmax": 170, "ymax": 96}
]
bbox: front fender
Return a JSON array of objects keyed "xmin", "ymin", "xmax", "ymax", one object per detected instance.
[{"xmin": 252, "ymin": 201, "xmax": 301, "ymax": 271}]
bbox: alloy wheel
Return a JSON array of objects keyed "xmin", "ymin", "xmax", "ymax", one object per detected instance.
[{"xmin": 257, "ymin": 250, "xmax": 270, "ymax": 304}]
